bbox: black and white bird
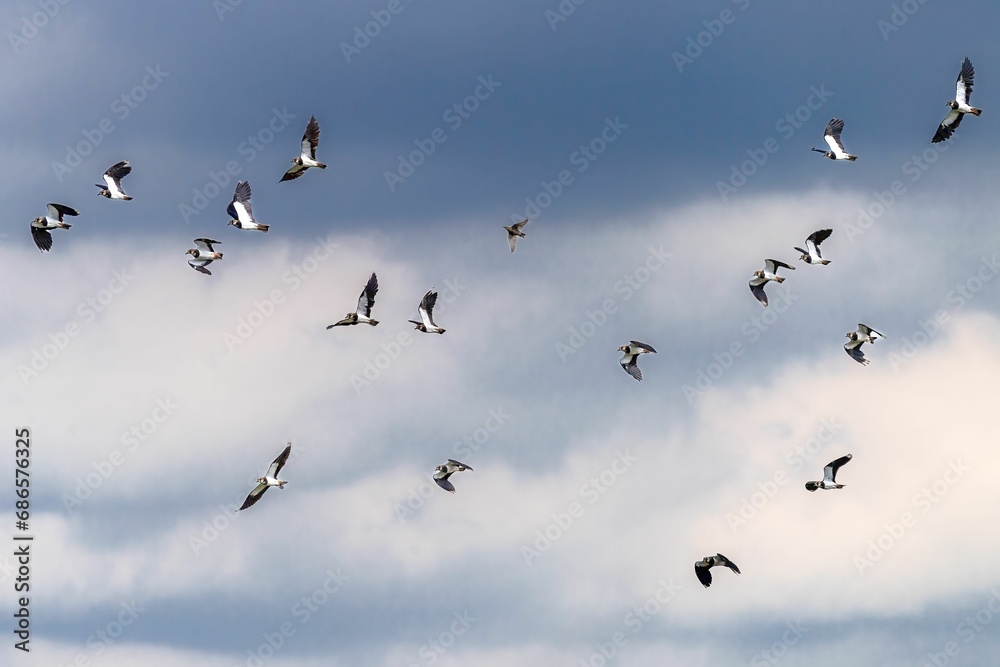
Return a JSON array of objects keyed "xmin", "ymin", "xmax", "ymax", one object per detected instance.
[
  {"xmin": 227, "ymin": 180, "xmax": 268, "ymax": 232},
  {"xmin": 503, "ymin": 219, "xmax": 529, "ymax": 253},
  {"xmin": 185, "ymin": 238, "xmax": 223, "ymax": 275},
  {"xmin": 238, "ymin": 443, "xmax": 292, "ymax": 511},
  {"xmin": 932, "ymin": 57, "xmax": 982, "ymax": 143},
  {"xmin": 805, "ymin": 454, "xmax": 853, "ymax": 492},
  {"xmin": 812, "ymin": 118, "xmax": 857, "ymax": 161},
  {"xmin": 327, "ymin": 273, "xmax": 379, "ymax": 328},
  {"xmin": 96, "ymin": 160, "xmax": 133, "ymax": 200},
  {"xmin": 434, "ymin": 459, "xmax": 473, "ymax": 493},
  {"xmin": 749, "ymin": 259, "xmax": 794, "ymax": 307},
  {"xmin": 695, "ymin": 553, "xmax": 741, "ymax": 588},
  {"xmin": 279, "ymin": 115, "xmax": 326, "ymax": 182},
  {"xmin": 795, "ymin": 229, "xmax": 833, "ymax": 265},
  {"xmin": 31, "ymin": 203, "xmax": 78, "ymax": 252},
  {"xmin": 618, "ymin": 341, "xmax": 657, "ymax": 382},
  {"xmin": 844, "ymin": 323, "xmax": 884, "ymax": 366},
  {"xmin": 409, "ymin": 289, "xmax": 446, "ymax": 334}
]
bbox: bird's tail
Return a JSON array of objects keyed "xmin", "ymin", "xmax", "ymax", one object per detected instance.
[
  {"xmin": 59, "ymin": 222, "xmax": 72, "ymax": 229},
  {"xmin": 217, "ymin": 253, "xmax": 224, "ymax": 258},
  {"xmin": 258, "ymin": 224, "xmax": 269, "ymax": 233},
  {"xmin": 971, "ymin": 107, "xmax": 983, "ymax": 116},
  {"xmin": 368, "ymin": 319, "xmax": 379, "ymax": 326},
  {"xmin": 317, "ymin": 163, "xmax": 327, "ymax": 169},
  {"xmin": 123, "ymin": 195, "xmax": 133, "ymax": 201}
]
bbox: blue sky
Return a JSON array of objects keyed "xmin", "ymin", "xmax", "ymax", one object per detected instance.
[{"xmin": 4, "ymin": 1, "xmax": 1000, "ymax": 665}]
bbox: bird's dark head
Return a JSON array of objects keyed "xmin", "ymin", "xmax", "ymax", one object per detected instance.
[
  {"xmin": 805, "ymin": 482, "xmax": 819, "ymax": 492},
  {"xmin": 257, "ymin": 476, "xmax": 267, "ymax": 485},
  {"xmin": 292, "ymin": 157, "xmax": 303, "ymax": 166},
  {"xmin": 618, "ymin": 345, "xmax": 627, "ymax": 353},
  {"xmin": 97, "ymin": 189, "xmax": 110, "ymax": 198},
  {"xmin": 186, "ymin": 249, "xmax": 198, "ymax": 257},
  {"xmin": 947, "ymin": 100, "xmax": 958, "ymax": 109}
]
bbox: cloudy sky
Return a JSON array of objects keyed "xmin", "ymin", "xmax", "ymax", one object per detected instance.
[{"xmin": 4, "ymin": 0, "xmax": 1000, "ymax": 665}]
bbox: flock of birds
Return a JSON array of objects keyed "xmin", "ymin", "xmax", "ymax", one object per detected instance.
[{"xmin": 31, "ymin": 57, "xmax": 983, "ymax": 590}]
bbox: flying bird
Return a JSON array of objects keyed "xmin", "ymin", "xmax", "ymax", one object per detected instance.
[
  {"xmin": 238, "ymin": 443, "xmax": 292, "ymax": 511},
  {"xmin": 749, "ymin": 259, "xmax": 794, "ymax": 307},
  {"xmin": 434, "ymin": 459, "xmax": 473, "ymax": 493},
  {"xmin": 618, "ymin": 341, "xmax": 657, "ymax": 382},
  {"xmin": 279, "ymin": 115, "xmax": 326, "ymax": 182},
  {"xmin": 30, "ymin": 203, "xmax": 78, "ymax": 252},
  {"xmin": 327, "ymin": 273, "xmax": 379, "ymax": 328},
  {"xmin": 795, "ymin": 229, "xmax": 833, "ymax": 265},
  {"xmin": 503, "ymin": 218, "xmax": 529, "ymax": 253},
  {"xmin": 811, "ymin": 118, "xmax": 857, "ymax": 161},
  {"xmin": 409, "ymin": 289, "xmax": 446, "ymax": 334},
  {"xmin": 805, "ymin": 454, "xmax": 853, "ymax": 491},
  {"xmin": 186, "ymin": 238, "xmax": 223, "ymax": 275},
  {"xmin": 932, "ymin": 57, "xmax": 982, "ymax": 143},
  {"xmin": 96, "ymin": 160, "xmax": 133, "ymax": 200},
  {"xmin": 844, "ymin": 324, "xmax": 884, "ymax": 366},
  {"xmin": 695, "ymin": 553, "xmax": 741, "ymax": 588},
  {"xmin": 227, "ymin": 180, "xmax": 268, "ymax": 232}
]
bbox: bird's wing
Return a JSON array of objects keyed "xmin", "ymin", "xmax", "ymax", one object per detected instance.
[
  {"xmin": 764, "ymin": 258, "xmax": 794, "ymax": 273},
  {"xmin": 695, "ymin": 562, "xmax": 712, "ymax": 588},
  {"xmin": 844, "ymin": 342, "xmax": 867, "ymax": 364},
  {"xmin": 447, "ymin": 459, "xmax": 472, "ymax": 471},
  {"xmin": 301, "ymin": 116, "xmax": 321, "ymax": 160},
  {"xmin": 194, "ymin": 238, "xmax": 220, "ymax": 252},
  {"xmin": 434, "ymin": 476, "xmax": 456, "ymax": 493},
  {"xmin": 826, "ymin": 454, "xmax": 852, "ymax": 482},
  {"xmin": 718, "ymin": 553, "xmax": 741, "ymax": 575},
  {"xmin": 358, "ymin": 273, "xmax": 378, "ymax": 317},
  {"xmin": 105, "ymin": 160, "xmax": 132, "ymax": 180},
  {"xmin": 267, "ymin": 443, "xmax": 292, "ymax": 477},
  {"xmin": 419, "ymin": 290, "xmax": 439, "ymax": 327},
  {"xmin": 933, "ymin": 109, "xmax": 963, "ymax": 143},
  {"xmin": 508, "ymin": 233, "xmax": 518, "ymax": 253},
  {"xmin": 807, "ymin": 228, "xmax": 833, "ymax": 249},
  {"xmin": 239, "ymin": 482, "xmax": 269, "ymax": 510},
  {"xmin": 279, "ymin": 164, "xmax": 307, "ymax": 182},
  {"xmin": 188, "ymin": 259, "xmax": 212, "ymax": 274},
  {"xmin": 512, "ymin": 219, "xmax": 528, "ymax": 232},
  {"xmin": 229, "ymin": 181, "xmax": 253, "ymax": 222},
  {"xmin": 824, "ymin": 118, "xmax": 848, "ymax": 157},
  {"xmin": 47, "ymin": 203, "xmax": 79, "ymax": 220},
  {"xmin": 621, "ymin": 356, "xmax": 642, "ymax": 382},
  {"xmin": 629, "ymin": 340, "xmax": 657, "ymax": 353},
  {"xmin": 956, "ymin": 57, "xmax": 975, "ymax": 106},
  {"xmin": 749, "ymin": 281, "xmax": 768, "ymax": 307},
  {"xmin": 31, "ymin": 226, "xmax": 52, "ymax": 252}
]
